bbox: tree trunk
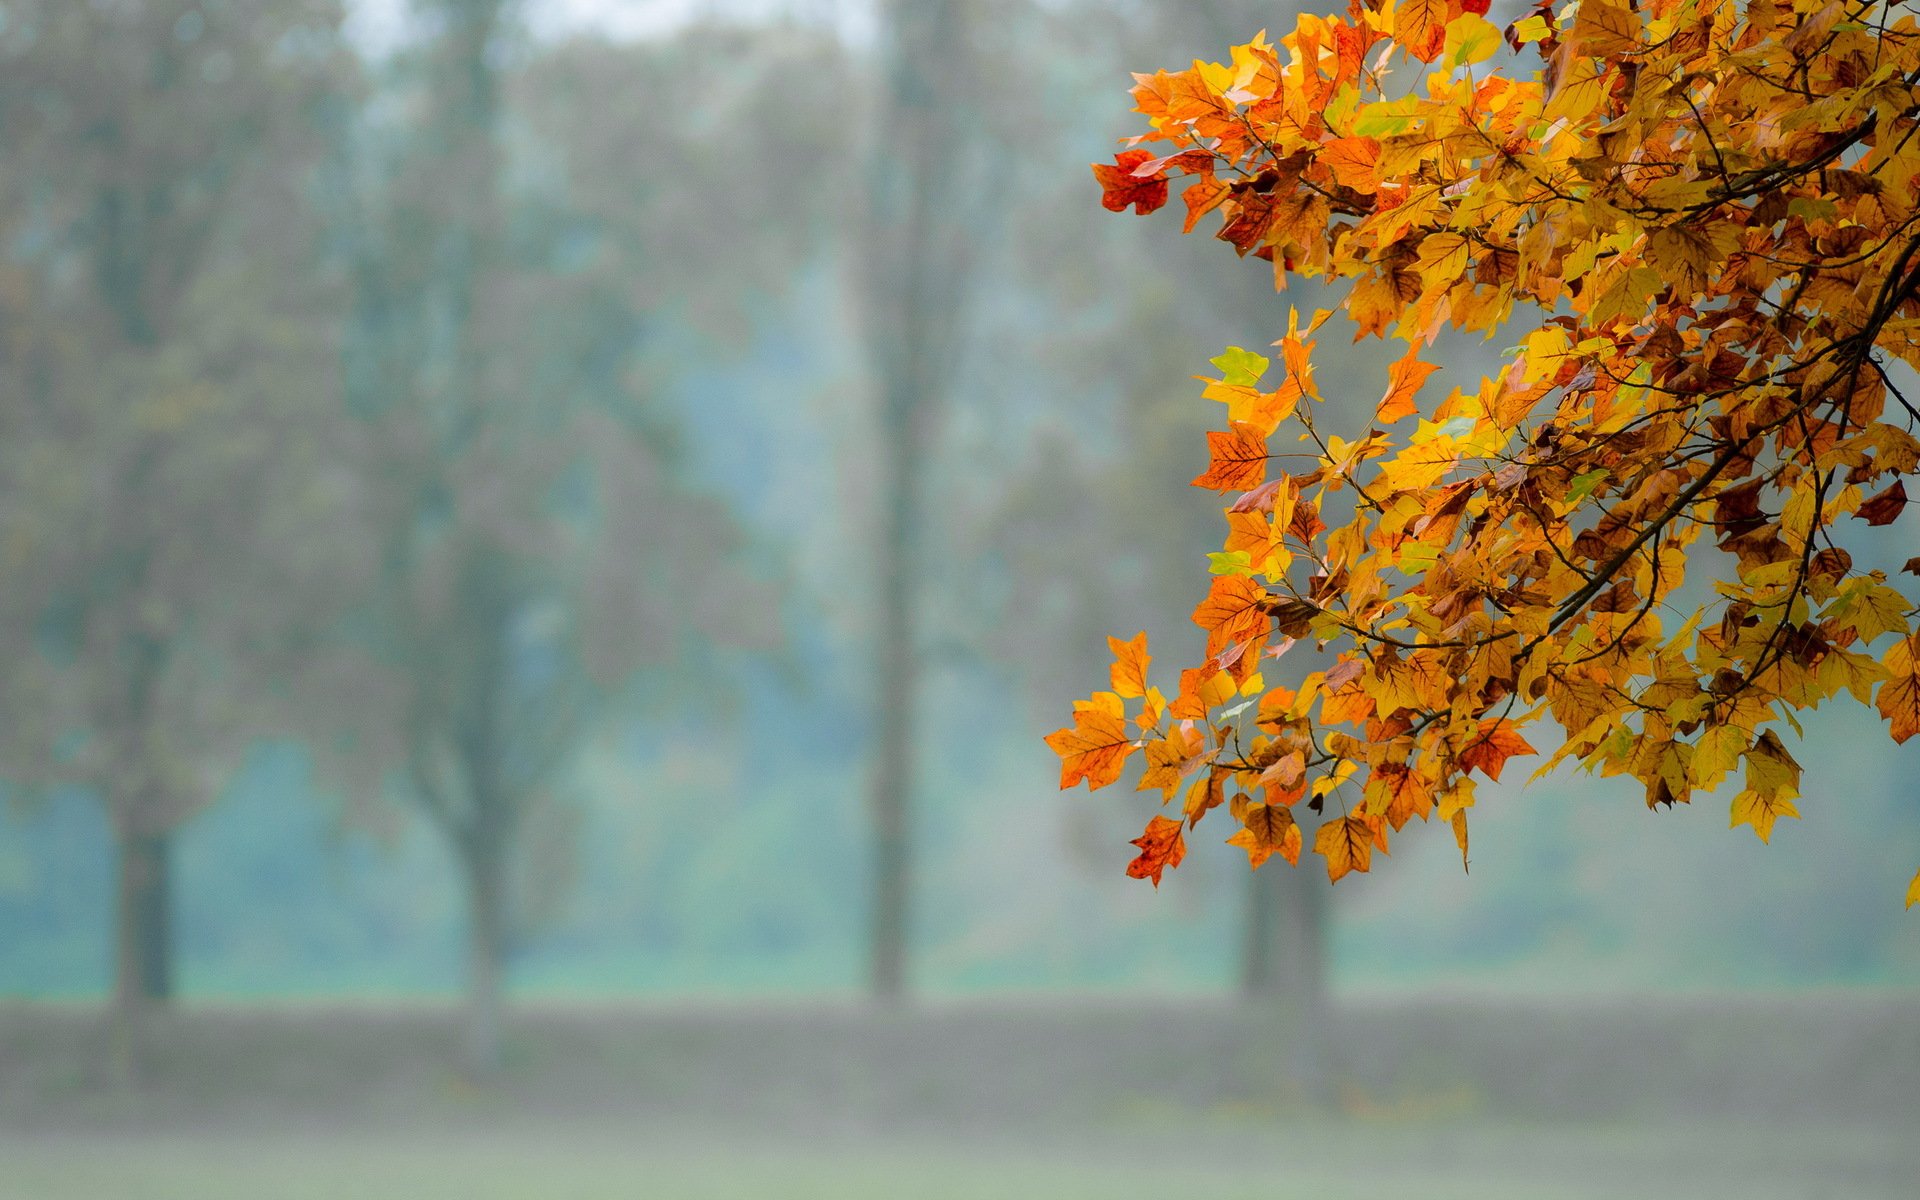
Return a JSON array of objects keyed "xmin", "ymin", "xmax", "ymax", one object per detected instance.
[
  {"xmin": 462, "ymin": 843, "xmax": 507, "ymax": 1078},
  {"xmin": 1238, "ymin": 862, "xmax": 1329, "ymax": 1101},
  {"xmin": 110, "ymin": 827, "xmax": 173, "ymax": 1083},
  {"xmin": 861, "ymin": 0, "xmax": 976, "ymax": 1008},
  {"xmin": 867, "ymin": 417, "xmax": 921, "ymax": 1001}
]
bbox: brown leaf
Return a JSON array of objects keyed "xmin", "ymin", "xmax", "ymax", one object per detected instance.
[{"xmin": 1856, "ymin": 480, "xmax": 1908, "ymax": 527}]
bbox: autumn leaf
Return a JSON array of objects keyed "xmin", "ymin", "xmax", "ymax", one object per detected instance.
[
  {"xmin": 1457, "ymin": 719, "xmax": 1536, "ymax": 782},
  {"xmin": 1093, "ymin": 150, "xmax": 1168, "ymax": 215},
  {"xmin": 1319, "ymin": 137, "xmax": 1380, "ymax": 193},
  {"xmin": 1109, "ymin": 632, "xmax": 1150, "ymax": 699},
  {"xmin": 1314, "ymin": 814, "xmax": 1376, "ymax": 883},
  {"xmin": 1394, "ymin": 0, "xmax": 1450, "ymax": 61},
  {"xmin": 1876, "ymin": 637, "xmax": 1920, "ymax": 743},
  {"xmin": 1227, "ymin": 801, "xmax": 1301, "ymax": 869},
  {"xmin": 1856, "ymin": 480, "xmax": 1908, "ymax": 527},
  {"xmin": 1126, "ymin": 814, "xmax": 1186, "ymax": 886},
  {"xmin": 1182, "ymin": 175, "xmax": 1231, "ymax": 233},
  {"xmin": 1192, "ymin": 574, "xmax": 1270, "ymax": 656},
  {"xmin": 1375, "ymin": 345, "xmax": 1440, "ymax": 423},
  {"xmin": 1044, "ymin": 699, "xmax": 1135, "ymax": 790},
  {"xmin": 1731, "ymin": 790, "xmax": 1800, "ymax": 843},
  {"xmin": 1192, "ymin": 422, "xmax": 1270, "ymax": 490}
]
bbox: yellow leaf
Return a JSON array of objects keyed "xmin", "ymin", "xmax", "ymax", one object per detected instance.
[
  {"xmin": 1108, "ymin": 631, "xmax": 1150, "ymax": 699},
  {"xmin": 1730, "ymin": 790, "xmax": 1800, "ymax": 844},
  {"xmin": 1442, "ymin": 14, "xmax": 1501, "ymax": 67}
]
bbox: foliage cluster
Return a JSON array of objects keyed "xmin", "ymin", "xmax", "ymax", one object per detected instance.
[{"xmin": 1051, "ymin": 0, "xmax": 1920, "ymax": 907}]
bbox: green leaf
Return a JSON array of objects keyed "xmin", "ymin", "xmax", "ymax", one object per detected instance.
[
  {"xmin": 1567, "ymin": 468, "xmax": 1609, "ymax": 504},
  {"xmin": 1208, "ymin": 550, "xmax": 1255, "ymax": 575},
  {"xmin": 1210, "ymin": 346, "xmax": 1269, "ymax": 388}
]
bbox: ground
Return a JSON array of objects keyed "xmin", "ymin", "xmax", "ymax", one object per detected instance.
[{"xmin": 2, "ymin": 994, "xmax": 1914, "ymax": 1198}]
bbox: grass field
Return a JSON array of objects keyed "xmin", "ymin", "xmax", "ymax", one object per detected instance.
[
  {"xmin": 8, "ymin": 1121, "xmax": 1916, "ymax": 1200},
  {"xmin": 3, "ymin": 996, "xmax": 1914, "ymax": 1198}
]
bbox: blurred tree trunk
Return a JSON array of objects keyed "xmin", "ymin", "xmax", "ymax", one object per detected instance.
[
  {"xmin": 861, "ymin": 0, "xmax": 978, "ymax": 1006},
  {"xmin": 1241, "ymin": 864, "xmax": 1328, "ymax": 1099},
  {"xmin": 462, "ymin": 832, "xmax": 508, "ymax": 1077},
  {"xmin": 109, "ymin": 822, "xmax": 172, "ymax": 1083},
  {"xmin": 127, "ymin": 830, "xmax": 175, "ymax": 1002}
]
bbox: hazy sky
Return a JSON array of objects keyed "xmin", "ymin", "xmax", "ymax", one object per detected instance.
[{"xmin": 348, "ymin": 0, "xmax": 866, "ymax": 52}]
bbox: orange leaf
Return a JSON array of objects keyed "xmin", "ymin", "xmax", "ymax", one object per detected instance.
[
  {"xmin": 1457, "ymin": 718, "xmax": 1537, "ymax": 782},
  {"xmin": 1044, "ymin": 704, "xmax": 1135, "ymax": 791},
  {"xmin": 1093, "ymin": 150, "xmax": 1169, "ymax": 215},
  {"xmin": 1314, "ymin": 814, "xmax": 1375, "ymax": 883},
  {"xmin": 1137, "ymin": 724, "xmax": 1209, "ymax": 800},
  {"xmin": 1394, "ymin": 0, "xmax": 1449, "ymax": 61},
  {"xmin": 1169, "ymin": 666, "xmax": 1238, "ymax": 718},
  {"xmin": 1376, "ymin": 346, "xmax": 1440, "ymax": 423},
  {"xmin": 1126, "ymin": 814, "xmax": 1187, "ymax": 886},
  {"xmin": 1319, "ymin": 136, "xmax": 1381, "ymax": 193},
  {"xmin": 1191, "ymin": 422, "xmax": 1269, "ymax": 490},
  {"xmin": 1182, "ymin": 175, "xmax": 1231, "ymax": 233},
  {"xmin": 1191, "ymin": 575, "xmax": 1270, "ymax": 656},
  {"xmin": 1228, "ymin": 802, "xmax": 1301, "ymax": 868}
]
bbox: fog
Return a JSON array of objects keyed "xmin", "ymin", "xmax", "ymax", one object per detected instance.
[{"xmin": 0, "ymin": 1, "xmax": 1914, "ymax": 1195}]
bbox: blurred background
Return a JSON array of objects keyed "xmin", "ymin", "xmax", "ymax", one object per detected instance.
[{"xmin": 0, "ymin": 1, "xmax": 1914, "ymax": 1196}]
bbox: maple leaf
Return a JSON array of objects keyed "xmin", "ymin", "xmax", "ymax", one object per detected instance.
[
  {"xmin": 1044, "ymin": 698, "xmax": 1135, "ymax": 790},
  {"xmin": 1191, "ymin": 574, "xmax": 1270, "ymax": 656},
  {"xmin": 1228, "ymin": 801, "xmax": 1301, "ymax": 869},
  {"xmin": 1192, "ymin": 423, "xmax": 1270, "ymax": 490},
  {"xmin": 1108, "ymin": 632, "xmax": 1150, "ymax": 699},
  {"xmin": 1126, "ymin": 814, "xmax": 1186, "ymax": 886},
  {"xmin": 1092, "ymin": 150, "xmax": 1168, "ymax": 215},
  {"xmin": 1876, "ymin": 637, "xmax": 1920, "ymax": 744},
  {"xmin": 1731, "ymin": 790, "xmax": 1800, "ymax": 844},
  {"xmin": 1314, "ymin": 814, "xmax": 1376, "ymax": 883},
  {"xmin": 1375, "ymin": 345, "xmax": 1440, "ymax": 424},
  {"xmin": 1855, "ymin": 480, "xmax": 1908, "ymax": 527},
  {"xmin": 1457, "ymin": 719, "xmax": 1536, "ymax": 782}
]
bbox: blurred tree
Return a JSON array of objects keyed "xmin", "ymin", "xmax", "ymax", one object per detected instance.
[
  {"xmin": 985, "ymin": 0, "xmax": 1343, "ymax": 1093},
  {"xmin": 0, "ymin": 0, "xmax": 355, "ymax": 1078},
  {"xmin": 330, "ymin": 3, "xmax": 826, "ymax": 1073},
  {"xmin": 858, "ymin": 0, "xmax": 991, "ymax": 1003}
]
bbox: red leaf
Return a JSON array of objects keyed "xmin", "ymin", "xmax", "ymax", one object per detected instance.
[
  {"xmin": 1126, "ymin": 814, "xmax": 1187, "ymax": 885},
  {"xmin": 1093, "ymin": 150, "xmax": 1169, "ymax": 215}
]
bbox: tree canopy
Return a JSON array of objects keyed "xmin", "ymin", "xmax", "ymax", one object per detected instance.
[{"xmin": 1049, "ymin": 0, "xmax": 1920, "ymax": 908}]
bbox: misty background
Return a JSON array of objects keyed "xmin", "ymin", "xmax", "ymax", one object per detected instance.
[{"xmin": 0, "ymin": 1, "xmax": 1914, "ymax": 1196}]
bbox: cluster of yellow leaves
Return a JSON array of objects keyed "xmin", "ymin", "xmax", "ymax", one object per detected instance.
[{"xmin": 1054, "ymin": 0, "xmax": 1920, "ymax": 906}]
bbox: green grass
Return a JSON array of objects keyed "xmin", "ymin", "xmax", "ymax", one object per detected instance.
[{"xmin": 7, "ymin": 1121, "xmax": 1917, "ymax": 1200}]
